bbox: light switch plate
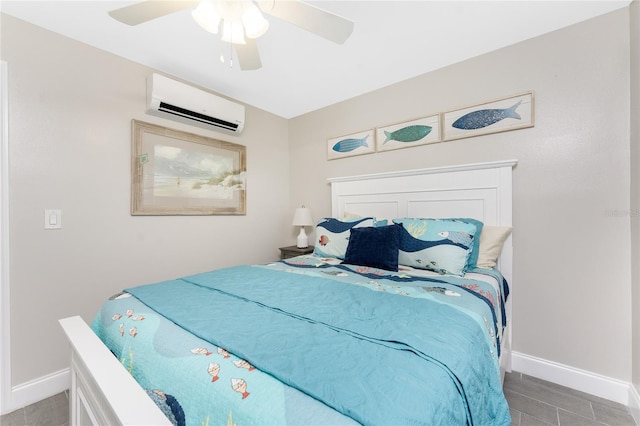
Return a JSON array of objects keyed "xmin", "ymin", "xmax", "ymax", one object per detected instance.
[{"xmin": 44, "ymin": 209, "xmax": 61, "ymax": 230}]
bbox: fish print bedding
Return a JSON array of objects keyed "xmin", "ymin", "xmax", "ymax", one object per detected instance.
[{"xmin": 91, "ymin": 255, "xmax": 511, "ymax": 426}]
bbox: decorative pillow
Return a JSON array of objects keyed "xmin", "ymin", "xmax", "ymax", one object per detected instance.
[
  {"xmin": 343, "ymin": 224, "xmax": 402, "ymax": 271},
  {"xmin": 454, "ymin": 218, "xmax": 484, "ymax": 269},
  {"xmin": 313, "ymin": 217, "xmax": 375, "ymax": 259},
  {"xmin": 476, "ymin": 226, "xmax": 512, "ymax": 269},
  {"xmin": 392, "ymin": 218, "xmax": 478, "ymax": 276}
]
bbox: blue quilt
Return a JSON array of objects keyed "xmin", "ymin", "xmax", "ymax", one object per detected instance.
[{"xmin": 91, "ymin": 256, "xmax": 510, "ymax": 426}]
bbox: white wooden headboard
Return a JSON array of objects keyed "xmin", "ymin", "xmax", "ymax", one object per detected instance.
[
  {"xmin": 328, "ymin": 159, "xmax": 517, "ymax": 290},
  {"xmin": 328, "ymin": 160, "xmax": 517, "ymax": 375}
]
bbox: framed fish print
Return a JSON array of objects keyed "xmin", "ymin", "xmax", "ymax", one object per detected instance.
[
  {"xmin": 442, "ymin": 92, "xmax": 534, "ymax": 141},
  {"xmin": 327, "ymin": 129, "xmax": 375, "ymax": 160},
  {"xmin": 376, "ymin": 114, "xmax": 441, "ymax": 152}
]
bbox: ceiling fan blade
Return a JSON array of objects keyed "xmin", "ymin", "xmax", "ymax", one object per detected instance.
[
  {"xmin": 257, "ymin": 0, "xmax": 354, "ymax": 44},
  {"xmin": 236, "ymin": 39, "xmax": 262, "ymax": 70},
  {"xmin": 109, "ymin": 1, "xmax": 198, "ymax": 26}
]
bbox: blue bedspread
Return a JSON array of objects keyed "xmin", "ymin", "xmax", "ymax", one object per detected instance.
[{"xmin": 91, "ymin": 257, "xmax": 510, "ymax": 426}]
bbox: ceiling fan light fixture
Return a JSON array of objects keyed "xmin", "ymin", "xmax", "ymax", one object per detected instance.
[
  {"xmin": 221, "ymin": 19, "xmax": 246, "ymax": 44},
  {"xmin": 192, "ymin": 0, "xmax": 221, "ymax": 34},
  {"xmin": 242, "ymin": 2, "xmax": 269, "ymax": 39}
]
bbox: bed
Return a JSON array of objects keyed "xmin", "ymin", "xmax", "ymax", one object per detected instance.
[{"xmin": 60, "ymin": 159, "xmax": 517, "ymax": 426}]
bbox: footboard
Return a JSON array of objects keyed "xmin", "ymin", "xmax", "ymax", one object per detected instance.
[{"xmin": 59, "ymin": 316, "xmax": 171, "ymax": 426}]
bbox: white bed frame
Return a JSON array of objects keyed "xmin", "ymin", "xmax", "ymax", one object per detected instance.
[{"xmin": 60, "ymin": 160, "xmax": 516, "ymax": 425}]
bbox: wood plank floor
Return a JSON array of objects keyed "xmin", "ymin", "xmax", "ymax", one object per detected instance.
[{"xmin": 0, "ymin": 371, "xmax": 637, "ymax": 425}]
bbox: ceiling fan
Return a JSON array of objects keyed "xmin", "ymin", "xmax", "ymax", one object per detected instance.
[{"xmin": 108, "ymin": 0, "xmax": 354, "ymax": 70}]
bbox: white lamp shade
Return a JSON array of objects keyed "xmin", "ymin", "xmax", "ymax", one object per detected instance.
[
  {"xmin": 192, "ymin": 0, "xmax": 269, "ymax": 46},
  {"xmin": 292, "ymin": 207, "xmax": 313, "ymax": 227},
  {"xmin": 192, "ymin": 0, "xmax": 221, "ymax": 34},
  {"xmin": 242, "ymin": 3, "xmax": 269, "ymax": 39}
]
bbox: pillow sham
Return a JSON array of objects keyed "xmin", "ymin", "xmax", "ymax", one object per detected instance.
[
  {"xmin": 343, "ymin": 224, "xmax": 402, "ymax": 271},
  {"xmin": 313, "ymin": 217, "xmax": 375, "ymax": 259},
  {"xmin": 392, "ymin": 218, "xmax": 478, "ymax": 276},
  {"xmin": 454, "ymin": 218, "xmax": 484, "ymax": 269},
  {"xmin": 476, "ymin": 225, "xmax": 512, "ymax": 269}
]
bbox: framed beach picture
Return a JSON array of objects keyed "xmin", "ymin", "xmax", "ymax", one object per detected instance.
[
  {"xmin": 131, "ymin": 120, "xmax": 246, "ymax": 215},
  {"xmin": 376, "ymin": 114, "xmax": 441, "ymax": 152},
  {"xmin": 442, "ymin": 92, "xmax": 534, "ymax": 141},
  {"xmin": 327, "ymin": 129, "xmax": 375, "ymax": 160}
]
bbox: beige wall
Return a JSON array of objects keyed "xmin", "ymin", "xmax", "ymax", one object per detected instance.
[
  {"xmin": 1, "ymin": 14, "xmax": 291, "ymax": 385},
  {"xmin": 290, "ymin": 8, "xmax": 633, "ymax": 381}
]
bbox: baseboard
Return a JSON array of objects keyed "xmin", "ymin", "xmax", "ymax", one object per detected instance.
[
  {"xmin": 4, "ymin": 368, "xmax": 69, "ymax": 414},
  {"xmin": 512, "ymin": 351, "xmax": 633, "ymax": 406}
]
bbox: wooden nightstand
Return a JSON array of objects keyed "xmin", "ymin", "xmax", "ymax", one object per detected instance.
[{"xmin": 279, "ymin": 245, "xmax": 314, "ymax": 259}]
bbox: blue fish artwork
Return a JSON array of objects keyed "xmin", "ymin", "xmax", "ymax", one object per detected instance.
[
  {"xmin": 332, "ymin": 135, "xmax": 370, "ymax": 153},
  {"xmin": 383, "ymin": 125, "xmax": 432, "ymax": 144},
  {"xmin": 453, "ymin": 100, "xmax": 522, "ymax": 130}
]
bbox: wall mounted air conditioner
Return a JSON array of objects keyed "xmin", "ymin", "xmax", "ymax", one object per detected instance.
[{"xmin": 146, "ymin": 73, "xmax": 245, "ymax": 134}]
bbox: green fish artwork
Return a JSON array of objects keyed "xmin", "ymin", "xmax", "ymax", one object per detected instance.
[{"xmin": 383, "ymin": 125, "xmax": 432, "ymax": 144}]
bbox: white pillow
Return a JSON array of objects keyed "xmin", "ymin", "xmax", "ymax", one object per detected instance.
[{"xmin": 476, "ymin": 226, "xmax": 513, "ymax": 269}]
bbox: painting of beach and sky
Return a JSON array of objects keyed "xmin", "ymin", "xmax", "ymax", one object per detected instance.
[
  {"xmin": 152, "ymin": 144, "xmax": 243, "ymax": 200},
  {"xmin": 132, "ymin": 120, "xmax": 246, "ymax": 215}
]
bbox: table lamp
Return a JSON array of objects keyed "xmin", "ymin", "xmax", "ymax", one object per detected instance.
[{"xmin": 292, "ymin": 206, "xmax": 314, "ymax": 248}]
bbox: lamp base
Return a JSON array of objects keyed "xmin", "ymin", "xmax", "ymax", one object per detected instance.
[{"xmin": 296, "ymin": 227, "xmax": 309, "ymax": 248}]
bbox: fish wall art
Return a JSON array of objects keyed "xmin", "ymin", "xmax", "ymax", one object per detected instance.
[
  {"xmin": 375, "ymin": 114, "xmax": 441, "ymax": 152},
  {"xmin": 443, "ymin": 92, "xmax": 534, "ymax": 141},
  {"xmin": 326, "ymin": 91, "xmax": 534, "ymax": 160},
  {"xmin": 327, "ymin": 129, "xmax": 375, "ymax": 160}
]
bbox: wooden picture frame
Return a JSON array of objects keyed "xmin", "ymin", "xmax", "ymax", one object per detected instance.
[
  {"xmin": 327, "ymin": 129, "xmax": 375, "ymax": 160},
  {"xmin": 376, "ymin": 114, "xmax": 441, "ymax": 152},
  {"xmin": 442, "ymin": 92, "xmax": 534, "ymax": 141},
  {"xmin": 131, "ymin": 120, "xmax": 246, "ymax": 215}
]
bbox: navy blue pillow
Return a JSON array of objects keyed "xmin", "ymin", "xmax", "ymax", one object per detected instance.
[{"xmin": 343, "ymin": 224, "xmax": 402, "ymax": 271}]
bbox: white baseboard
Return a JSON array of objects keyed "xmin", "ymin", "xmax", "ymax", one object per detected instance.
[
  {"xmin": 512, "ymin": 351, "xmax": 636, "ymax": 407},
  {"xmin": 4, "ymin": 368, "xmax": 69, "ymax": 414}
]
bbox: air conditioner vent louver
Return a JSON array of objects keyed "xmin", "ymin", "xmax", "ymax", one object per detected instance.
[
  {"xmin": 158, "ymin": 102, "xmax": 239, "ymax": 131},
  {"xmin": 146, "ymin": 73, "xmax": 245, "ymax": 134}
]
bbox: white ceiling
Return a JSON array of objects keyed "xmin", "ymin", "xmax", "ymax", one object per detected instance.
[{"xmin": 0, "ymin": 0, "xmax": 631, "ymax": 118}]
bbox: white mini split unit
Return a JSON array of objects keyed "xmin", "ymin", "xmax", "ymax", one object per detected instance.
[{"xmin": 146, "ymin": 73, "xmax": 245, "ymax": 134}]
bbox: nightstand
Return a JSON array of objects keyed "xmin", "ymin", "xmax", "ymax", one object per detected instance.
[{"xmin": 279, "ymin": 245, "xmax": 314, "ymax": 259}]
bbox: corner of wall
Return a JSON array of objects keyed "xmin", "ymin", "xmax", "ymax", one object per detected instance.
[
  {"xmin": 0, "ymin": 60, "xmax": 10, "ymax": 416},
  {"xmin": 630, "ymin": 383, "xmax": 640, "ymax": 425},
  {"xmin": 630, "ymin": 0, "xmax": 640, "ymax": 404},
  {"xmin": 8, "ymin": 370, "xmax": 69, "ymax": 413}
]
